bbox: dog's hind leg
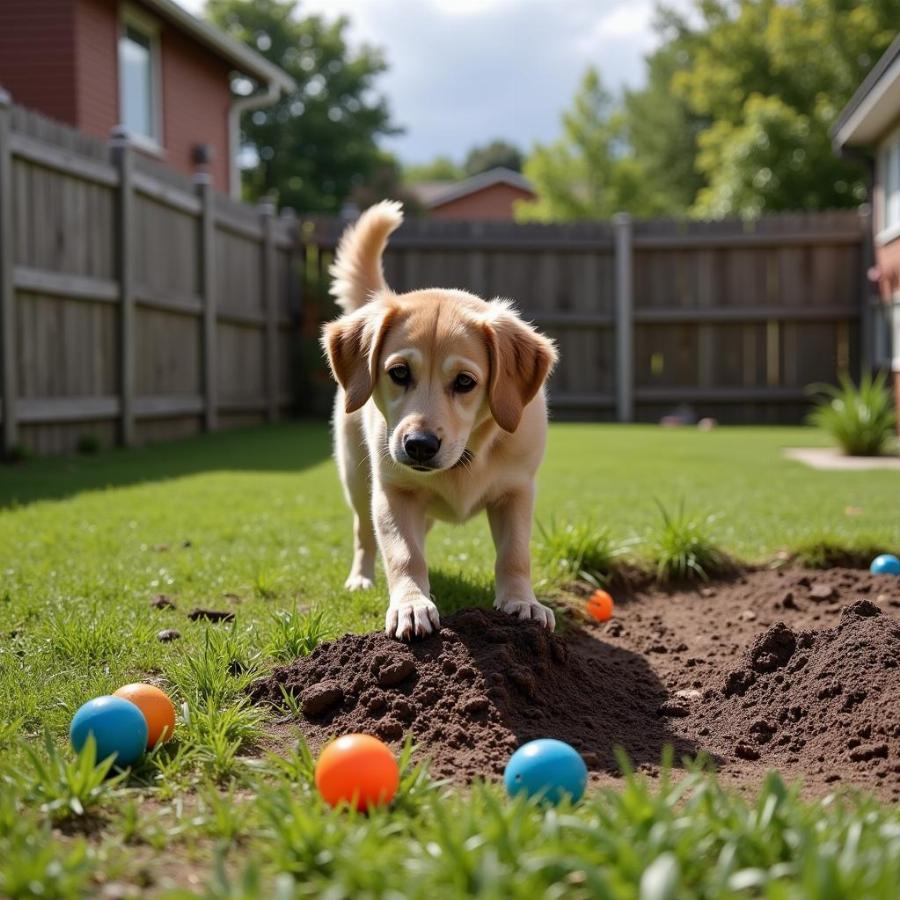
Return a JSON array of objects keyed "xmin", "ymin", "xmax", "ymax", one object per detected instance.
[{"xmin": 335, "ymin": 406, "xmax": 377, "ymax": 591}]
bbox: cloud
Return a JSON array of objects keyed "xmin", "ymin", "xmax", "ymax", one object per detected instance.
[{"xmin": 177, "ymin": 0, "xmax": 693, "ymax": 163}]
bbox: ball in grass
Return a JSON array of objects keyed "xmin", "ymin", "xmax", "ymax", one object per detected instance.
[
  {"xmin": 113, "ymin": 683, "xmax": 176, "ymax": 748},
  {"xmin": 586, "ymin": 589, "xmax": 614, "ymax": 622},
  {"xmin": 870, "ymin": 554, "xmax": 900, "ymax": 576},
  {"xmin": 504, "ymin": 738, "xmax": 588, "ymax": 804},
  {"xmin": 70, "ymin": 696, "xmax": 148, "ymax": 768},
  {"xmin": 315, "ymin": 734, "xmax": 399, "ymax": 810}
]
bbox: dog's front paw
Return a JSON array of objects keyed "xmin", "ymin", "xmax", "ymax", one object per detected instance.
[
  {"xmin": 385, "ymin": 596, "xmax": 440, "ymax": 641},
  {"xmin": 344, "ymin": 573, "xmax": 374, "ymax": 591},
  {"xmin": 494, "ymin": 596, "xmax": 556, "ymax": 631}
]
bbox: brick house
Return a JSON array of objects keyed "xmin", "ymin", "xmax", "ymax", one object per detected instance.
[
  {"xmin": 0, "ymin": 0, "xmax": 293, "ymax": 195},
  {"xmin": 833, "ymin": 34, "xmax": 900, "ymax": 423},
  {"xmin": 411, "ymin": 168, "xmax": 536, "ymax": 221}
]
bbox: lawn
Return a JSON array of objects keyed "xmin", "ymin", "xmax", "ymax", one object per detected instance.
[{"xmin": 1, "ymin": 421, "xmax": 899, "ymax": 897}]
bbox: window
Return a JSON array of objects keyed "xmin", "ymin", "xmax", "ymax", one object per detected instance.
[
  {"xmin": 879, "ymin": 130, "xmax": 900, "ymax": 240},
  {"xmin": 118, "ymin": 10, "xmax": 161, "ymax": 147}
]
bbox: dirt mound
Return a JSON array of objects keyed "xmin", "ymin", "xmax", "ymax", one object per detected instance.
[
  {"xmin": 251, "ymin": 608, "xmax": 690, "ymax": 780},
  {"xmin": 701, "ymin": 600, "xmax": 900, "ymax": 785}
]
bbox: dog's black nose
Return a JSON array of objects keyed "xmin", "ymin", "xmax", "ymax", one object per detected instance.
[{"xmin": 404, "ymin": 431, "xmax": 441, "ymax": 463}]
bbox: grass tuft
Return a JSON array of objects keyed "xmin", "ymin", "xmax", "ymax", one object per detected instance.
[
  {"xmin": 21, "ymin": 731, "xmax": 125, "ymax": 822},
  {"xmin": 807, "ymin": 370, "xmax": 897, "ymax": 456},
  {"xmin": 647, "ymin": 501, "xmax": 733, "ymax": 583},
  {"xmin": 534, "ymin": 517, "xmax": 627, "ymax": 586},
  {"xmin": 267, "ymin": 607, "xmax": 330, "ymax": 662}
]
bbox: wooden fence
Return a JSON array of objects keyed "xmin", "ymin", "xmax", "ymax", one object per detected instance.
[
  {"xmin": 0, "ymin": 91, "xmax": 301, "ymax": 456},
  {"xmin": 300, "ymin": 211, "xmax": 872, "ymax": 424}
]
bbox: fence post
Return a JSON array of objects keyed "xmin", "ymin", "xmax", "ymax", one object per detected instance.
[
  {"xmin": 613, "ymin": 212, "xmax": 634, "ymax": 422},
  {"xmin": 196, "ymin": 173, "xmax": 217, "ymax": 431},
  {"xmin": 110, "ymin": 127, "xmax": 136, "ymax": 446},
  {"xmin": 0, "ymin": 89, "xmax": 17, "ymax": 456},
  {"xmin": 259, "ymin": 197, "xmax": 278, "ymax": 422}
]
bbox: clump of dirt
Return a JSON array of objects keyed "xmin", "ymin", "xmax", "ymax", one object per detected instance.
[
  {"xmin": 250, "ymin": 608, "xmax": 688, "ymax": 781},
  {"xmin": 701, "ymin": 600, "xmax": 900, "ymax": 785}
]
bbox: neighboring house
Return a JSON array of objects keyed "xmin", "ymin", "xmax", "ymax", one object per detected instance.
[
  {"xmin": 410, "ymin": 167, "xmax": 536, "ymax": 221},
  {"xmin": 833, "ymin": 34, "xmax": 900, "ymax": 424},
  {"xmin": 0, "ymin": 0, "xmax": 293, "ymax": 195}
]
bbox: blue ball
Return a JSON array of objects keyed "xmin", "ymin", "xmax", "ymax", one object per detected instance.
[
  {"xmin": 70, "ymin": 696, "xmax": 148, "ymax": 768},
  {"xmin": 504, "ymin": 739, "xmax": 588, "ymax": 804},
  {"xmin": 870, "ymin": 554, "xmax": 900, "ymax": 576}
]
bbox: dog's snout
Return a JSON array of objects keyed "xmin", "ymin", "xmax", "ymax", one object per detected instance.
[{"xmin": 404, "ymin": 431, "xmax": 441, "ymax": 463}]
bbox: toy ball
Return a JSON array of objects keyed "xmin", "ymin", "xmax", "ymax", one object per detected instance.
[
  {"xmin": 586, "ymin": 589, "xmax": 614, "ymax": 622},
  {"xmin": 113, "ymin": 683, "xmax": 176, "ymax": 748},
  {"xmin": 870, "ymin": 554, "xmax": 900, "ymax": 576},
  {"xmin": 315, "ymin": 734, "xmax": 400, "ymax": 810},
  {"xmin": 70, "ymin": 696, "xmax": 148, "ymax": 767},
  {"xmin": 504, "ymin": 738, "xmax": 588, "ymax": 804}
]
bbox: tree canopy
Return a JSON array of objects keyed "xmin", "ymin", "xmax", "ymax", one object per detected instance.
[
  {"xmin": 206, "ymin": 0, "xmax": 399, "ymax": 213},
  {"xmin": 522, "ymin": 0, "xmax": 900, "ymax": 220},
  {"xmin": 463, "ymin": 140, "xmax": 524, "ymax": 176}
]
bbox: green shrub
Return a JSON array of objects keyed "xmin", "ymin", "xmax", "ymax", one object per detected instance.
[{"xmin": 807, "ymin": 371, "xmax": 897, "ymax": 456}]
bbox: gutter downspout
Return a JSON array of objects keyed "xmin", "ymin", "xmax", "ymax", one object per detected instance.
[{"xmin": 228, "ymin": 80, "xmax": 282, "ymax": 201}]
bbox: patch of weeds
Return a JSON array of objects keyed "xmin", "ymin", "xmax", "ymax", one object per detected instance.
[
  {"xmin": 193, "ymin": 784, "xmax": 257, "ymax": 844},
  {"xmin": 267, "ymin": 607, "xmax": 330, "ymax": 662},
  {"xmin": 46, "ymin": 607, "xmax": 154, "ymax": 665},
  {"xmin": 167, "ymin": 626, "xmax": 260, "ymax": 706},
  {"xmin": 183, "ymin": 698, "xmax": 265, "ymax": 781},
  {"xmin": 76, "ymin": 433, "xmax": 101, "ymax": 455},
  {"xmin": 646, "ymin": 501, "xmax": 733, "ymax": 583},
  {"xmin": 22, "ymin": 731, "xmax": 125, "ymax": 822},
  {"xmin": 534, "ymin": 517, "xmax": 627, "ymax": 586}
]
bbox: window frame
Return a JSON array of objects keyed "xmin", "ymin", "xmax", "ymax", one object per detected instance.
[
  {"xmin": 118, "ymin": 4, "xmax": 164, "ymax": 154},
  {"xmin": 876, "ymin": 126, "xmax": 900, "ymax": 246}
]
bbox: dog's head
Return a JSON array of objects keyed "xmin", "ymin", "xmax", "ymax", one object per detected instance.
[{"xmin": 322, "ymin": 290, "xmax": 557, "ymax": 472}]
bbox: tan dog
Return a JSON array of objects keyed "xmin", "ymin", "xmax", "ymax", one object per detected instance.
[{"xmin": 322, "ymin": 201, "xmax": 558, "ymax": 640}]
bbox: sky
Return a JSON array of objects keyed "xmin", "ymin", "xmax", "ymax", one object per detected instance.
[{"xmin": 178, "ymin": 0, "xmax": 694, "ymax": 165}]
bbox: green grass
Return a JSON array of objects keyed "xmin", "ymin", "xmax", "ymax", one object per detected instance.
[{"xmin": 1, "ymin": 421, "xmax": 899, "ymax": 896}]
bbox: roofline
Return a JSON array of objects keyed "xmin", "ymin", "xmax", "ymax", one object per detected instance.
[
  {"xmin": 142, "ymin": 0, "xmax": 295, "ymax": 93},
  {"xmin": 426, "ymin": 167, "xmax": 534, "ymax": 208},
  {"xmin": 833, "ymin": 33, "xmax": 900, "ymax": 148}
]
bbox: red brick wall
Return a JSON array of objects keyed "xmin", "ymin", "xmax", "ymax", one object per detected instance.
[
  {"xmin": 0, "ymin": 0, "xmax": 78, "ymax": 125},
  {"xmin": 429, "ymin": 183, "xmax": 536, "ymax": 221},
  {"xmin": 1, "ymin": 0, "xmax": 232, "ymax": 190},
  {"xmin": 74, "ymin": 0, "xmax": 118, "ymax": 139},
  {"xmin": 159, "ymin": 23, "xmax": 232, "ymax": 191}
]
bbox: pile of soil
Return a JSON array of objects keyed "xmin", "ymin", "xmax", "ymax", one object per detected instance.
[
  {"xmin": 251, "ymin": 607, "xmax": 691, "ymax": 780},
  {"xmin": 252, "ymin": 566, "xmax": 900, "ymax": 796},
  {"xmin": 699, "ymin": 600, "xmax": 900, "ymax": 787}
]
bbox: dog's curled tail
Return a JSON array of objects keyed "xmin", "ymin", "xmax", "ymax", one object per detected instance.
[{"xmin": 329, "ymin": 200, "xmax": 403, "ymax": 313}]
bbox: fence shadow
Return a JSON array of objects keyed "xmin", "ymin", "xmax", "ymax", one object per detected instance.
[{"xmin": 0, "ymin": 420, "xmax": 332, "ymax": 509}]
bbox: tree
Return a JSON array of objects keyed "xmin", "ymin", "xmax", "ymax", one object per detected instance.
[
  {"xmin": 516, "ymin": 69, "xmax": 667, "ymax": 222},
  {"xmin": 667, "ymin": 0, "xmax": 900, "ymax": 216},
  {"xmin": 206, "ymin": 0, "xmax": 399, "ymax": 213},
  {"xmin": 623, "ymin": 8, "xmax": 707, "ymax": 214},
  {"xmin": 464, "ymin": 140, "xmax": 523, "ymax": 176},
  {"xmin": 403, "ymin": 157, "xmax": 463, "ymax": 184}
]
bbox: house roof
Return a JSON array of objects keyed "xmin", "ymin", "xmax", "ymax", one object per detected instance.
[
  {"xmin": 143, "ymin": 0, "xmax": 295, "ymax": 93},
  {"xmin": 415, "ymin": 167, "xmax": 535, "ymax": 209},
  {"xmin": 832, "ymin": 34, "xmax": 900, "ymax": 149}
]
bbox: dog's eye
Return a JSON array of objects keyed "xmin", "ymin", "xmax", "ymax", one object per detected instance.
[
  {"xmin": 388, "ymin": 364, "xmax": 411, "ymax": 386},
  {"xmin": 454, "ymin": 373, "xmax": 476, "ymax": 393}
]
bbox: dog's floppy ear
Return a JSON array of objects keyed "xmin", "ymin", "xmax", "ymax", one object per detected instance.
[
  {"xmin": 483, "ymin": 302, "xmax": 557, "ymax": 433},
  {"xmin": 322, "ymin": 304, "xmax": 396, "ymax": 413}
]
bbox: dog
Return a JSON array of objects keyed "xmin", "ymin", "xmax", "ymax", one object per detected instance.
[{"xmin": 321, "ymin": 201, "xmax": 558, "ymax": 641}]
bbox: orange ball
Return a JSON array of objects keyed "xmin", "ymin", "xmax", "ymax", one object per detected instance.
[
  {"xmin": 315, "ymin": 734, "xmax": 399, "ymax": 811},
  {"xmin": 586, "ymin": 589, "xmax": 614, "ymax": 622},
  {"xmin": 113, "ymin": 683, "xmax": 176, "ymax": 749}
]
